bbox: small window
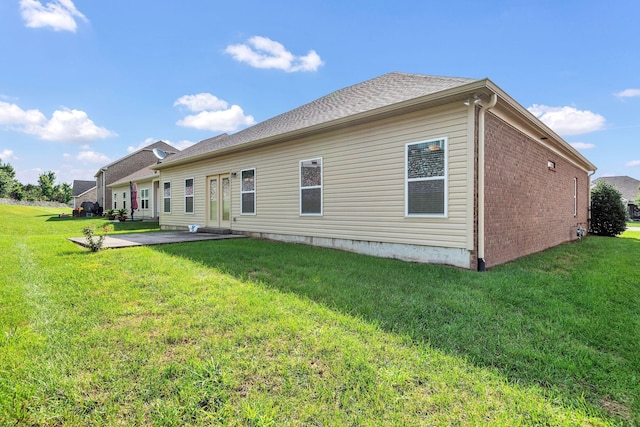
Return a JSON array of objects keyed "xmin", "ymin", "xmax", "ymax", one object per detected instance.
[
  {"xmin": 573, "ymin": 177, "xmax": 578, "ymax": 216},
  {"xmin": 300, "ymin": 158, "xmax": 322, "ymax": 215},
  {"xmin": 241, "ymin": 168, "xmax": 256, "ymax": 215},
  {"xmin": 548, "ymin": 160, "xmax": 556, "ymax": 171},
  {"xmin": 406, "ymin": 138, "xmax": 447, "ymax": 216},
  {"xmin": 113, "ymin": 192, "xmax": 117, "ymax": 209},
  {"xmin": 185, "ymin": 178, "xmax": 194, "ymax": 214},
  {"xmin": 163, "ymin": 182, "xmax": 171, "ymax": 213},
  {"xmin": 141, "ymin": 188, "xmax": 149, "ymax": 209}
]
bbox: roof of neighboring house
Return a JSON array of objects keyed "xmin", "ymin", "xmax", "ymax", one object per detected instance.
[
  {"xmin": 154, "ymin": 72, "xmax": 596, "ymax": 172},
  {"xmin": 593, "ymin": 176, "xmax": 640, "ymax": 203},
  {"xmin": 110, "ymin": 152, "xmax": 178, "ymax": 187},
  {"xmin": 72, "ymin": 180, "xmax": 96, "ymax": 197},
  {"xmin": 94, "ymin": 140, "xmax": 178, "ymax": 177}
]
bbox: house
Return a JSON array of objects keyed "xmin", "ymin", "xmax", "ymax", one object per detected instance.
[
  {"xmin": 109, "ymin": 150, "xmax": 179, "ymax": 220},
  {"xmin": 71, "ymin": 180, "xmax": 97, "ymax": 209},
  {"xmin": 152, "ymin": 72, "xmax": 596, "ymax": 270},
  {"xmin": 94, "ymin": 140, "xmax": 178, "ymax": 210},
  {"xmin": 592, "ymin": 176, "xmax": 640, "ymax": 220}
]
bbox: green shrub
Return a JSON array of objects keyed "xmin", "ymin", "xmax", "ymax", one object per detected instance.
[
  {"xmin": 590, "ymin": 181, "xmax": 627, "ymax": 236},
  {"xmin": 82, "ymin": 224, "xmax": 112, "ymax": 252}
]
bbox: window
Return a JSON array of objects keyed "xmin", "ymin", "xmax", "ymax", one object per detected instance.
[
  {"xmin": 185, "ymin": 178, "xmax": 194, "ymax": 214},
  {"xmin": 141, "ymin": 188, "xmax": 149, "ymax": 209},
  {"xmin": 406, "ymin": 138, "xmax": 447, "ymax": 216},
  {"xmin": 548, "ymin": 160, "xmax": 556, "ymax": 171},
  {"xmin": 573, "ymin": 177, "xmax": 578, "ymax": 216},
  {"xmin": 241, "ymin": 168, "xmax": 256, "ymax": 215},
  {"xmin": 123, "ymin": 192, "xmax": 126, "ymax": 210},
  {"xmin": 300, "ymin": 158, "xmax": 322, "ymax": 215},
  {"xmin": 113, "ymin": 192, "xmax": 117, "ymax": 209},
  {"xmin": 163, "ymin": 182, "xmax": 171, "ymax": 213}
]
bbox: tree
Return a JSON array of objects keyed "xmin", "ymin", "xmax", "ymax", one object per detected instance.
[
  {"xmin": 38, "ymin": 171, "xmax": 56, "ymax": 201},
  {"xmin": 53, "ymin": 182, "xmax": 72, "ymax": 204},
  {"xmin": 0, "ymin": 160, "xmax": 18, "ymax": 199},
  {"xmin": 590, "ymin": 181, "xmax": 627, "ymax": 236},
  {"xmin": 22, "ymin": 184, "xmax": 42, "ymax": 201}
]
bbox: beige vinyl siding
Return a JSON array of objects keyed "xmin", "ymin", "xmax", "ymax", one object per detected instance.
[
  {"xmin": 111, "ymin": 178, "xmax": 156, "ymax": 219},
  {"xmin": 160, "ymin": 102, "xmax": 471, "ymax": 249}
]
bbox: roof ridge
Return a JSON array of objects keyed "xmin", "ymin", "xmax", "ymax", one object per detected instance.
[{"xmin": 159, "ymin": 72, "xmax": 481, "ymax": 166}]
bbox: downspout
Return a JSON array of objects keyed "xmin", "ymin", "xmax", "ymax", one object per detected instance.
[
  {"xmin": 100, "ymin": 168, "xmax": 107, "ymax": 208},
  {"xmin": 587, "ymin": 170, "xmax": 596, "ymax": 233},
  {"xmin": 477, "ymin": 93, "xmax": 498, "ymax": 272}
]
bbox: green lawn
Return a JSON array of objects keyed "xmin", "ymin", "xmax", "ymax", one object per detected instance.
[{"xmin": 1, "ymin": 204, "xmax": 638, "ymax": 426}]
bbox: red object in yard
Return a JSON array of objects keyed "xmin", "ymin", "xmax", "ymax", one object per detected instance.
[{"xmin": 130, "ymin": 182, "xmax": 138, "ymax": 210}]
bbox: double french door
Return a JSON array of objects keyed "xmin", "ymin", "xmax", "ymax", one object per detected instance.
[{"xmin": 207, "ymin": 174, "xmax": 231, "ymax": 228}]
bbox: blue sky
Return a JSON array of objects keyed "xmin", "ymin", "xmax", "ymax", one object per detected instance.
[{"xmin": 1, "ymin": 0, "xmax": 638, "ymax": 185}]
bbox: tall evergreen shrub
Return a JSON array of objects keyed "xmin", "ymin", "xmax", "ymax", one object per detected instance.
[{"xmin": 590, "ymin": 181, "xmax": 627, "ymax": 236}]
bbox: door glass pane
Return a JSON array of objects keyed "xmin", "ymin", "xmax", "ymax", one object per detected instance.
[
  {"xmin": 222, "ymin": 177, "xmax": 230, "ymax": 221},
  {"xmin": 210, "ymin": 178, "xmax": 217, "ymax": 221}
]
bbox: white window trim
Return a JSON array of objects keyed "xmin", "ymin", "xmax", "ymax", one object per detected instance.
[
  {"xmin": 184, "ymin": 177, "xmax": 195, "ymax": 214},
  {"xmin": 573, "ymin": 177, "xmax": 578, "ymax": 217},
  {"xmin": 163, "ymin": 181, "xmax": 171, "ymax": 214},
  {"xmin": 405, "ymin": 137, "xmax": 448, "ymax": 218},
  {"xmin": 300, "ymin": 157, "xmax": 323, "ymax": 216},
  {"xmin": 141, "ymin": 188, "xmax": 149, "ymax": 210},
  {"xmin": 241, "ymin": 168, "xmax": 256, "ymax": 215}
]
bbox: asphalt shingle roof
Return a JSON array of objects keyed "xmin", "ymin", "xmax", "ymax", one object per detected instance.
[
  {"xmin": 163, "ymin": 72, "xmax": 480, "ymax": 165},
  {"xmin": 593, "ymin": 176, "xmax": 640, "ymax": 202},
  {"xmin": 72, "ymin": 180, "xmax": 96, "ymax": 197}
]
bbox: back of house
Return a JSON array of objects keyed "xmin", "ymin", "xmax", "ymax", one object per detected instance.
[{"xmin": 153, "ymin": 72, "xmax": 596, "ymax": 270}]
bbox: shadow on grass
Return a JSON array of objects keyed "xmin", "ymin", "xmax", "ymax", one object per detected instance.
[{"xmin": 155, "ymin": 236, "xmax": 639, "ymax": 424}]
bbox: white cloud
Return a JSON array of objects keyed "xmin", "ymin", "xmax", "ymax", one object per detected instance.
[
  {"xmin": 615, "ymin": 88, "xmax": 640, "ymax": 98},
  {"xmin": 1, "ymin": 149, "xmax": 18, "ymax": 162},
  {"xmin": 174, "ymin": 94, "xmax": 229, "ymax": 112},
  {"xmin": 0, "ymin": 101, "xmax": 115, "ymax": 143},
  {"xmin": 20, "ymin": 0, "xmax": 87, "ymax": 32},
  {"xmin": 75, "ymin": 150, "xmax": 111, "ymax": 164},
  {"xmin": 127, "ymin": 137, "xmax": 157, "ymax": 153},
  {"xmin": 38, "ymin": 108, "xmax": 116, "ymax": 142},
  {"xmin": 128, "ymin": 138, "xmax": 196, "ymax": 152},
  {"xmin": 169, "ymin": 140, "xmax": 196, "ymax": 151},
  {"xmin": 175, "ymin": 94, "xmax": 255, "ymax": 132},
  {"xmin": 625, "ymin": 160, "xmax": 640, "ymax": 167},
  {"xmin": 225, "ymin": 36, "xmax": 323, "ymax": 72},
  {"xmin": 0, "ymin": 101, "xmax": 46, "ymax": 126},
  {"xmin": 528, "ymin": 104, "xmax": 606, "ymax": 136},
  {"xmin": 569, "ymin": 142, "xmax": 596, "ymax": 150},
  {"xmin": 16, "ymin": 167, "xmax": 45, "ymax": 185}
]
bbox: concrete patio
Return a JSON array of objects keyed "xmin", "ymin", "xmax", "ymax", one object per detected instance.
[{"xmin": 69, "ymin": 231, "xmax": 245, "ymax": 249}]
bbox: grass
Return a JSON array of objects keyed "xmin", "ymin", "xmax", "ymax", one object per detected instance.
[{"xmin": 1, "ymin": 204, "xmax": 638, "ymax": 426}]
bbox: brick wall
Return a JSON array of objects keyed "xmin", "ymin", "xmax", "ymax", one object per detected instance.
[{"xmin": 483, "ymin": 113, "xmax": 589, "ymax": 268}]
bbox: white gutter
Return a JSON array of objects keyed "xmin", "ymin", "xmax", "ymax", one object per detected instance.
[{"xmin": 477, "ymin": 93, "xmax": 498, "ymax": 271}]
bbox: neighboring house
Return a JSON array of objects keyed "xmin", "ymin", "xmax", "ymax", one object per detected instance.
[
  {"xmin": 592, "ymin": 176, "xmax": 640, "ymax": 220},
  {"xmin": 71, "ymin": 180, "xmax": 97, "ymax": 209},
  {"xmin": 109, "ymin": 151, "xmax": 178, "ymax": 220},
  {"xmin": 95, "ymin": 141, "xmax": 178, "ymax": 210},
  {"xmin": 152, "ymin": 72, "xmax": 596, "ymax": 270}
]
